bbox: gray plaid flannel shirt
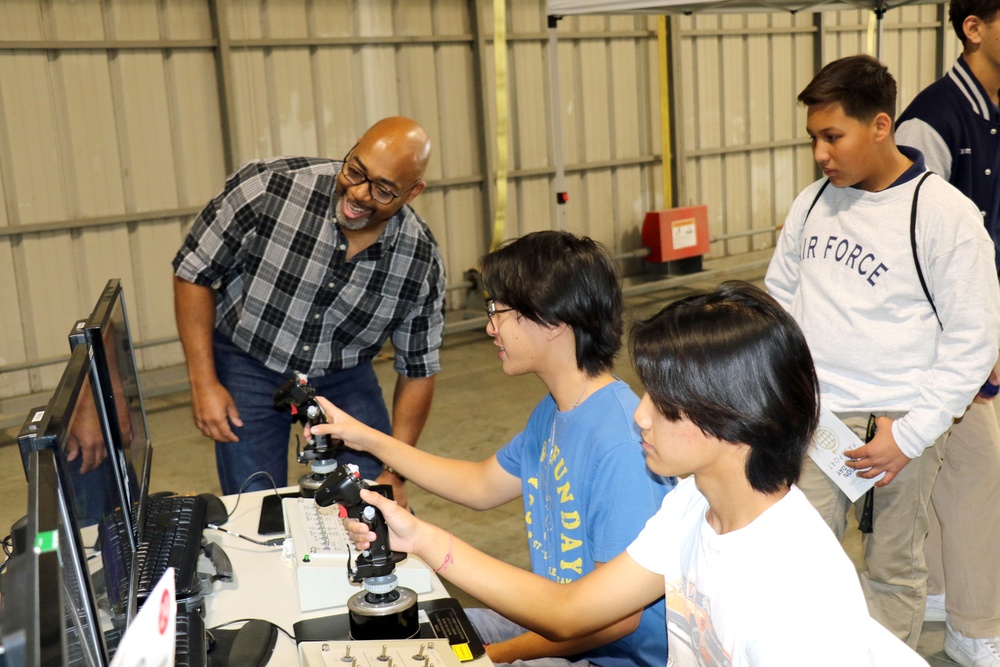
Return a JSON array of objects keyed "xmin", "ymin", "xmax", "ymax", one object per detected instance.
[{"xmin": 172, "ymin": 156, "xmax": 445, "ymax": 378}]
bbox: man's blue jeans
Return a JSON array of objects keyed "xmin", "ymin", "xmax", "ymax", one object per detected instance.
[{"xmin": 212, "ymin": 333, "xmax": 390, "ymax": 495}]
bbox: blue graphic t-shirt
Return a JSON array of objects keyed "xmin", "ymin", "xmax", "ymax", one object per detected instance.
[{"xmin": 496, "ymin": 380, "xmax": 675, "ymax": 667}]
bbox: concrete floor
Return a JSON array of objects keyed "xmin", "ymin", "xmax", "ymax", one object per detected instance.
[{"xmin": 0, "ymin": 261, "xmax": 959, "ymax": 665}]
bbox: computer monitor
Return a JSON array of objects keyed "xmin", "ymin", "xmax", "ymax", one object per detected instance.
[
  {"xmin": 0, "ymin": 448, "xmax": 98, "ymax": 667},
  {"xmin": 0, "ymin": 448, "xmax": 64, "ymax": 667},
  {"xmin": 83, "ymin": 279, "xmax": 152, "ymax": 552},
  {"xmin": 30, "ymin": 344, "xmax": 124, "ymax": 526},
  {"xmin": 40, "ymin": 449, "xmax": 108, "ymax": 667},
  {"xmin": 47, "ymin": 452, "xmax": 114, "ymax": 667},
  {"xmin": 27, "ymin": 345, "xmax": 134, "ymax": 651}
]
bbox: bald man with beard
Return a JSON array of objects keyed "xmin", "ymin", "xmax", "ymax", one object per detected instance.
[{"xmin": 173, "ymin": 117, "xmax": 443, "ymax": 505}]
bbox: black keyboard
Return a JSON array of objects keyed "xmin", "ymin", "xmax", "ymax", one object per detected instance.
[
  {"xmin": 100, "ymin": 495, "xmax": 209, "ymax": 605},
  {"xmin": 64, "ymin": 616, "xmax": 121, "ymax": 666},
  {"xmin": 174, "ymin": 602, "xmax": 208, "ymax": 667},
  {"xmin": 137, "ymin": 495, "xmax": 208, "ymax": 601},
  {"xmin": 98, "ymin": 509, "xmax": 132, "ymax": 618},
  {"xmin": 89, "ymin": 497, "xmax": 209, "ymax": 666},
  {"xmin": 65, "ymin": 603, "xmax": 206, "ymax": 666}
]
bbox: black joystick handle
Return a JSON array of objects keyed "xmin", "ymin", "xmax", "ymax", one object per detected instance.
[
  {"xmin": 314, "ymin": 466, "xmax": 405, "ymax": 582},
  {"xmin": 273, "ymin": 373, "xmax": 345, "ymax": 458}
]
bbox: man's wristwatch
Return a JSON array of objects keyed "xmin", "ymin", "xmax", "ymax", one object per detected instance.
[{"xmin": 382, "ymin": 464, "xmax": 406, "ymax": 483}]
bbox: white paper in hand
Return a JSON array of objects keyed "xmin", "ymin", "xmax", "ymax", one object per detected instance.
[
  {"xmin": 110, "ymin": 568, "xmax": 176, "ymax": 667},
  {"xmin": 807, "ymin": 408, "xmax": 884, "ymax": 502}
]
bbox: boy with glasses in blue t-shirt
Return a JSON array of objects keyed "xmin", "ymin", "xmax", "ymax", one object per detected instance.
[{"xmin": 312, "ymin": 230, "xmax": 673, "ymax": 667}]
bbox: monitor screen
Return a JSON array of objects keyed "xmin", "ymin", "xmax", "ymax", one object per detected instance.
[
  {"xmin": 41, "ymin": 448, "xmax": 108, "ymax": 667},
  {"xmin": 0, "ymin": 448, "xmax": 99, "ymax": 667},
  {"xmin": 30, "ymin": 344, "xmax": 134, "ymax": 651},
  {"xmin": 29, "ymin": 449, "xmax": 67, "ymax": 667},
  {"xmin": 0, "ymin": 448, "xmax": 65, "ymax": 667},
  {"xmin": 35, "ymin": 345, "xmax": 126, "ymax": 532},
  {"xmin": 83, "ymin": 279, "xmax": 152, "ymax": 552}
]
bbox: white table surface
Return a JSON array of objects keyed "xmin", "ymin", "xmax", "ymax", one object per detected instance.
[{"xmin": 199, "ymin": 487, "xmax": 488, "ymax": 666}]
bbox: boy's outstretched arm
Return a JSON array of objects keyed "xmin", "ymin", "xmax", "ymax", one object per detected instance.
[
  {"xmin": 352, "ymin": 489, "xmax": 664, "ymax": 642},
  {"xmin": 309, "ymin": 397, "xmax": 522, "ymax": 510}
]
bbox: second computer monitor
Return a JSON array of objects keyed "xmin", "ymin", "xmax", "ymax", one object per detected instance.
[{"xmin": 83, "ymin": 279, "xmax": 153, "ymax": 549}]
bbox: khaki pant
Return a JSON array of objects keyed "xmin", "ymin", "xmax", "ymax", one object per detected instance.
[
  {"xmin": 797, "ymin": 412, "xmax": 943, "ymax": 649},
  {"xmin": 925, "ymin": 401, "xmax": 1000, "ymax": 638}
]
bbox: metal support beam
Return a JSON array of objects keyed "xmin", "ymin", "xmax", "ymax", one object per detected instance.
[
  {"xmin": 209, "ymin": 0, "xmax": 237, "ymax": 175},
  {"xmin": 469, "ymin": 0, "xmax": 497, "ymax": 251}
]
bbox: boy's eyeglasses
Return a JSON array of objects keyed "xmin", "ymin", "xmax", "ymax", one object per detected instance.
[{"xmin": 486, "ymin": 300, "xmax": 515, "ymax": 323}]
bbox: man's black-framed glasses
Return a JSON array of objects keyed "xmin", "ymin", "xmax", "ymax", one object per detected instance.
[
  {"xmin": 486, "ymin": 299, "xmax": 515, "ymax": 323},
  {"xmin": 340, "ymin": 144, "xmax": 420, "ymax": 205}
]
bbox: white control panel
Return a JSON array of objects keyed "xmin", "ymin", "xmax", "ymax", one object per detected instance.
[
  {"xmin": 298, "ymin": 639, "xmax": 467, "ymax": 667},
  {"xmin": 283, "ymin": 497, "xmax": 433, "ymax": 611}
]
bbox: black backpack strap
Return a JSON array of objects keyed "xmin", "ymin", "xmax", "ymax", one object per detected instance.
[
  {"xmin": 804, "ymin": 179, "xmax": 831, "ymax": 223},
  {"xmin": 805, "ymin": 174, "xmax": 939, "ymax": 327},
  {"xmin": 909, "ymin": 172, "xmax": 940, "ymax": 329}
]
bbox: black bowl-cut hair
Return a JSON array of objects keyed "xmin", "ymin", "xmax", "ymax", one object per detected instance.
[
  {"xmin": 481, "ymin": 231, "xmax": 623, "ymax": 376},
  {"xmin": 630, "ymin": 281, "xmax": 819, "ymax": 493}
]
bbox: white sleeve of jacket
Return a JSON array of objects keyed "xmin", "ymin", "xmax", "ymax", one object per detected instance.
[
  {"xmin": 896, "ymin": 119, "xmax": 953, "ymax": 181},
  {"xmin": 891, "ymin": 193, "xmax": 1000, "ymax": 457},
  {"xmin": 765, "ymin": 191, "xmax": 810, "ymax": 312}
]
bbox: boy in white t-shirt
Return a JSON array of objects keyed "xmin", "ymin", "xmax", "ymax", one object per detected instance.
[{"xmin": 344, "ymin": 281, "xmax": 927, "ymax": 666}]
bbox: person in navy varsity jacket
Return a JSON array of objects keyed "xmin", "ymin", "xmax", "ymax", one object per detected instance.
[{"xmin": 896, "ymin": 3, "xmax": 1000, "ymax": 665}]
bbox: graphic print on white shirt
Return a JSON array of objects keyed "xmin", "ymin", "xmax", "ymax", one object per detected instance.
[{"xmin": 664, "ymin": 576, "xmax": 732, "ymax": 667}]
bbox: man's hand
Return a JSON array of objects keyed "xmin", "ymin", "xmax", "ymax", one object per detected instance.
[
  {"xmin": 190, "ymin": 381, "xmax": 242, "ymax": 442},
  {"xmin": 843, "ymin": 416, "xmax": 911, "ymax": 487},
  {"xmin": 66, "ymin": 388, "xmax": 108, "ymax": 473}
]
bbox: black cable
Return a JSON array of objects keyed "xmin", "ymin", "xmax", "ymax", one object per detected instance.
[
  {"xmin": 0, "ymin": 533, "xmax": 14, "ymax": 575},
  {"xmin": 2, "ymin": 533, "xmax": 13, "ymax": 557},
  {"xmin": 202, "ymin": 470, "xmax": 287, "ymax": 546},
  {"xmin": 225, "ymin": 471, "xmax": 283, "ymax": 521},
  {"xmin": 209, "ymin": 617, "xmax": 295, "ymax": 643},
  {"xmin": 205, "ymin": 524, "xmax": 284, "ymax": 547}
]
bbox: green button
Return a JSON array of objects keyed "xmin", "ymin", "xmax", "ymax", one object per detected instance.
[{"xmin": 34, "ymin": 530, "xmax": 58, "ymax": 554}]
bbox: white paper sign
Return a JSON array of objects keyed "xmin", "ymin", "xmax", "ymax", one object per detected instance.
[
  {"xmin": 807, "ymin": 408, "xmax": 884, "ymax": 502},
  {"xmin": 110, "ymin": 568, "xmax": 176, "ymax": 667},
  {"xmin": 671, "ymin": 218, "xmax": 698, "ymax": 250}
]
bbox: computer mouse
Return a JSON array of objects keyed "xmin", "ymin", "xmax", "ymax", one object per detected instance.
[
  {"xmin": 199, "ymin": 492, "xmax": 229, "ymax": 526},
  {"xmin": 228, "ymin": 620, "xmax": 278, "ymax": 667}
]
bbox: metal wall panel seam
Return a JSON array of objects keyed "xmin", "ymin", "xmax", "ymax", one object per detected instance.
[
  {"xmin": 471, "ymin": 0, "xmax": 497, "ymax": 248},
  {"xmin": 684, "ymin": 137, "xmax": 809, "ymax": 158},
  {"xmin": 209, "ymin": 0, "xmax": 236, "ymax": 174},
  {"xmin": 0, "ymin": 208, "xmax": 203, "ymax": 238}
]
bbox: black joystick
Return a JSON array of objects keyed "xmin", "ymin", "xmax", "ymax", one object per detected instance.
[
  {"xmin": 273, "ymin": 372, "xmax": 345, "ymax": 496},
  {"xmin": 314, "ymin": 465, "xmax": 418, "ymax": 640},
  {"xmin": 314, "ymin": 466, "xmax": 407, "ymax": 582}
]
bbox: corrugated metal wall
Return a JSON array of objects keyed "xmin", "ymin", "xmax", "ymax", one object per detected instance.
[
  {"xmin": 671, "ymin": 4, "xmax": 956, "ymax": 257},
  {"xmin": 0, "ymin": 0, "xmax": 958, "ymax": 414}
]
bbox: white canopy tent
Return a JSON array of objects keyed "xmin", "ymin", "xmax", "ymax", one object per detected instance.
[
  {"xmin": 541, "ymin": 0, "xmax": 944, "ymax": 215},
  {"xmin": 547, "ymin": 0, "xmax": 930, "ymax": 16}
]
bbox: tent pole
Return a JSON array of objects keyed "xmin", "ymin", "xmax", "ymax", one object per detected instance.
[
  {"xmin": 548, "ymin": 15, "xmax": 569, "ymax": 229},
  {"xmin": 657, "ymin": 16, "xmax": 674, "ymax": 208},
  {"xmin": 877, "ymin": 10, "xmax": 884, "ymax": 59}
]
